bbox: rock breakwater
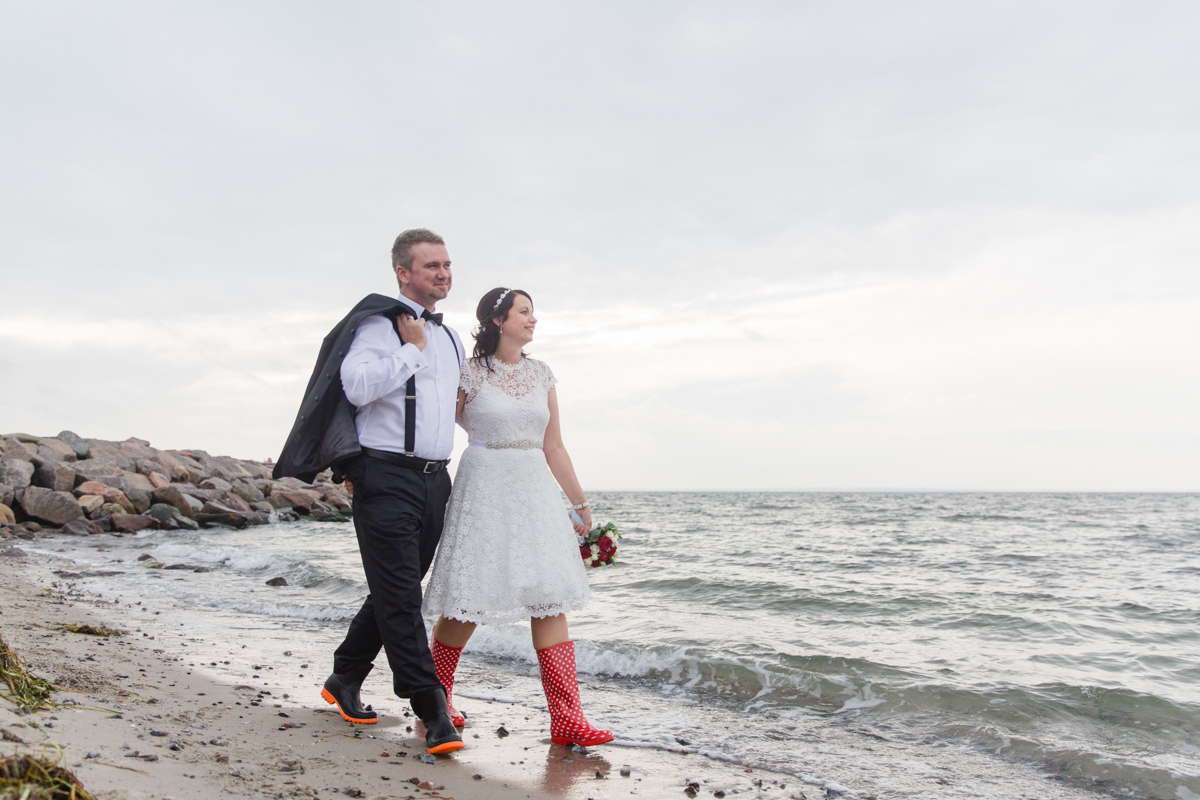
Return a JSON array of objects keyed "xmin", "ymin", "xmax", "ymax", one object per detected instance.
[{"xmin": 0, "ymin": 432, "xmax": 350, "ymax": 538}]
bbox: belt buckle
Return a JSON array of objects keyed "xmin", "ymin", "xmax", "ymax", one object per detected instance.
[{"xmin": 423, "ymin": 460, "xmax": 439, "ymax": 474}]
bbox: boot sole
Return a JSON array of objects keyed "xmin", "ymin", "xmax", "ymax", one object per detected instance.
[
  {"xmin": 426, "ymin": 740, "xmax": 465, "ymax": 755},
  {"xmin": 321, "ymin": 687, "xmax": 377, "ymax": 724}
]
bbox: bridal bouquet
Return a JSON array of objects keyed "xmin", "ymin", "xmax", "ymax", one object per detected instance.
[{"xmin": 579, "ymin": 522, "xmax": 623, "ymax": 568}]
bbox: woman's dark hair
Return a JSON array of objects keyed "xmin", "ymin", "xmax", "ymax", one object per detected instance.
[{"xmin": 472, "ymin": 287, "xmax": 532, "ymax": 371}]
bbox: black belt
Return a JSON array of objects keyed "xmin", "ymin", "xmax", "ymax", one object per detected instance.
[{"xmin": 360, "ymin": 447, "xmax": 450, "ymax": 474}]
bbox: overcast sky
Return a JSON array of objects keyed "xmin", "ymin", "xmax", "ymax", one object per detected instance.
[{"xmin": 2, "ymin": 2, "xmax": 1197, "ymax": 491}]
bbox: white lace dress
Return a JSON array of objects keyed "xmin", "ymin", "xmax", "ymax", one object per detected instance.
[{"xmin": 422, "ymin": 357, "xmax": 591, "ymax": 624}]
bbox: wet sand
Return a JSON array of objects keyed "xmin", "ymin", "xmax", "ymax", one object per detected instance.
[{"xmin": 1, "ymin": 544, "xmax": 807, "ymax": 800}]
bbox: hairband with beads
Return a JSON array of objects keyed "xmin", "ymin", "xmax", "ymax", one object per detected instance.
[{"xmin": 491, "ymin": 288, "xmax": 512, "ymax": 313}]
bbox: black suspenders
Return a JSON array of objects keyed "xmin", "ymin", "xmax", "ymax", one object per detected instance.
[{"xmin": 398, "ymin": 320, "xmax": 461, "ymax": 457}]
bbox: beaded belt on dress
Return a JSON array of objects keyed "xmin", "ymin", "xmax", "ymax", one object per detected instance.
[{"xmin": 469, "ymin": 439, "xmax": 543, "ymax": 450}]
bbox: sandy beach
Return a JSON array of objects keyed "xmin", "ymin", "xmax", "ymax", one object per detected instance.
[{"xmin": 1, "ymin": 542, "xmax": 808, "ymax": 800}]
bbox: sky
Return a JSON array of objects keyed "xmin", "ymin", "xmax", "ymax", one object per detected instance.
[{"xmin": 1, "ymin": 1, "xmax": 1197, "ymax": 491}]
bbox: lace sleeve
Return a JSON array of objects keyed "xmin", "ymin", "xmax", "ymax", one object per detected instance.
[
  {"xmin": 541, "ymin": 360, "xmax": 558, "ymax": 393},
  {"xmin": 460, "ymin": 358, "xmax": 483, "ymax": 400}
]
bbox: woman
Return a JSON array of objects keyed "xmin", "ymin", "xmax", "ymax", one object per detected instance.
[{"xmin": 421, "ymin": 287, "xmax": 612, "ymax": 747}]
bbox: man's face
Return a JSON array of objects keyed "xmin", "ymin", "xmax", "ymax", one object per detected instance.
[{"xmin": 397, "ymin": 242, "xmax": 452, "ymax": 308}]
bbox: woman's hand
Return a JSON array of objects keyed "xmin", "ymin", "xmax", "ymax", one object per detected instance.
[{"xmin": 573, "ymin": 505, "xmax": 593, "ymax": 535}]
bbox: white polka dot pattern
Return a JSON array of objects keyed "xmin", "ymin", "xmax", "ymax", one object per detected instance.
[
  {"xmin": 536, "ymin": 640, "xmax": 613, "ymax": 747},
  {"xmin": 431, "ymin": 636, "xmax": 467, "ymax": 727}
]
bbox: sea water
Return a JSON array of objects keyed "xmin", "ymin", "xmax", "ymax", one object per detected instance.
[{"xmin": 26, "ymin": 492, "xmax": 1200, "ymax": 799}]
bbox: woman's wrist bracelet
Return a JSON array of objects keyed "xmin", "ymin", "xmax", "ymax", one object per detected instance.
[{"xmin": 572, "ymin": 500, "xmax": 590, "ymax": 510}]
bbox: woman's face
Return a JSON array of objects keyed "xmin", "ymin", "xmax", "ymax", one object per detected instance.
[{"xmin": 498, "ymin": 293, "xmax": 536, "ymax": 345}]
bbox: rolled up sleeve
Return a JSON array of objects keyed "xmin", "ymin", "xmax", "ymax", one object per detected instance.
[{"xmin": 340, "ymin": 314, "xmax": 428, "ymax": 407}]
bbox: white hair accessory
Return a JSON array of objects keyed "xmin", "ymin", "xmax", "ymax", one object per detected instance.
[{"xmin": 491, "ymin": 288, "xmax": 513, "ymax": 313}]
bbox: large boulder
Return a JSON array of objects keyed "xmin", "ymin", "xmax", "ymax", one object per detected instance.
[
  {"xmin": 72, "ymin": 459, "xmax": 123, "ymax": 483},
  {"xmin": 0, "ymin": 460, "xmax": 35, "ymax": 490},
  {"xmin": 120, "ymin": 470, "xmax": 156, "ymax": 494},
  {"xmin": 161, "ymin": 451, "xmax": 204, "ymax": 482},
  {"xmin": 0, "ymin": 483, "xmax": 12, "ymax": 507},
  {"xmin": 272, "ymin": 489, "xmax": 322, "ymax": 511},
  {"xmin": 118, "ymin": 439, "xmax": 157, "ymax": 460},
  {"xmin": 0, "ymin": 504, "xmax": 14, "ymax": 525},
  {"xmin": 77, "ymin": 495, "xmax": 105, "ymax": 516},
  {"xmin": 148, "ymin": 471, "xmax": 170, "ymax": 489},
  {"xmin": 152, "ymin": 485, "xmax": 201, "ymax": 517},
  {"xmin": 61, "ymin": 519, "xmax": 100, "ymax": 536},
  {"xmin": 231, "ymin": 480, "xmax": 265, "ymax": 504},
  {"xmin": 110, "ymin": 513, "xmax": 157, "ymax": 533},
  {"xmin": 219, "ymin": 492, "xmax": 252, "ymax": 513},
  {"xmin": 199, "ymin": 476, "xmax": 233, "ymax": 492},
  {"xmin": 20, "ymin": 487, "xmax": 84, "ymax": 526},
  {"xmin": 82, "ymin": 444, "xmax": 136, "ymax": 470},
  {"xmin": 2, "ymin": 438, "xmax": 35, "ymax": 461},
  {"xmin": 3, "ymin": 433, "xmax": 39, "ymax": 444},
  {"xmin": 56, "ymin": 431, "xmax": 91, "ymax": 459},
  {"xmin": 195, "ymin": 502, "xmax": 250, "ymax": 529},
  {"xmin": 152, "ymin": 451, "xmax": 192, "ymax": 482},
  {"xmin": 36, "ymin": 438, "xmax": 77, "ymax": 462},
  {"xmin": 33, "ymin": 461, "xmax": 76, "ymax": 492},
  {"xmin": 75, "ymin": 482, "xmax": 135, "ymax": 514}
]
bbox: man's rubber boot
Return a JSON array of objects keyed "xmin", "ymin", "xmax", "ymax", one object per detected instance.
[
  {"xmin": 321, "ymin": 664, "xmax": 377, "ymax": 724},
  {"xmin": 410, "ymin": 686, "xmax": 465, "ymax": 755}
]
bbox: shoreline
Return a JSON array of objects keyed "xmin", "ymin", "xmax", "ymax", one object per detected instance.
[{"xmin": 1, "ymin": 544, "xmax": 810, "ymax": 800}]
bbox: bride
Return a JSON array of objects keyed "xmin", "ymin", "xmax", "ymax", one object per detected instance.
[{"xmin": 421, "ymin": 287, "xmax": 613, "ymax": 747}]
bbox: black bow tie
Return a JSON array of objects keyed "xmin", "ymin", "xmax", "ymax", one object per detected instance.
[{"xmin": 421, "ymin": 310, "xmax": 444, "ymax": 326}]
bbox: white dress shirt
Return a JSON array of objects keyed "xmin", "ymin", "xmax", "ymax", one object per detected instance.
[{"xmin": 340, "ymin": 294, "xmax": 464, "ymax": 461}]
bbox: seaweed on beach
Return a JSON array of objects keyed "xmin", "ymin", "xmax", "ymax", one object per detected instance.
[
  {"xmin": 0, "ymin": 751, "xmax": 95, "ymax": 800},
  {"xmin": 58, "ymin": 625, "xmax": 125, "ymax": 638},
  {"xmin": 0, "ymin": 635, "xmax": 56, "ymax": 710}
]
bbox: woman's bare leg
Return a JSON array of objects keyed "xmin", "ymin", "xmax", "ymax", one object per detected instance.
[
  {"xmin": 433, "ymin": 615, "xmax": 477, "ymax": 648},
  {"xmin": 530, "ymin": 614, "xmax": 569, "ymax": 650}
]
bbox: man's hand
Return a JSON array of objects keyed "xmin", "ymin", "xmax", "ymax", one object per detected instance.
[{"xmin": 395, "ymin": 313, "xmax": 427, "ymax": 350}]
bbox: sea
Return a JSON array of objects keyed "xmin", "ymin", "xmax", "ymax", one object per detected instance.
[{"xmin": 24, "ymin": 492, "xmax": 1200, "ymax": 800}]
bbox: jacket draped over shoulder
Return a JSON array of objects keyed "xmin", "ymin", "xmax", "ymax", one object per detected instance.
[{"xmin": 273, "ymin": 293, "xmax": 412, "ymax": 484}]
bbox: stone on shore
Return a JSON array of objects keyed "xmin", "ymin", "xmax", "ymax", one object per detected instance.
[
  {"xmin": 56, "ymin": 430, "xmax": 91, "ymax": 459},
  {"xmin": 152, "ymin": 485, "xmax": 200, "ymax": 517},
  {"xmin": 231, "ymin": 479, "xmax": 265, "ymax": 504},
  {"xmin": 77, "ymin": 495, "xmax": 105, "ymax": 516},
  {"xmin": 147, "ymin": 503, "xmax": 177, "ymax": 523},
  {"xmin": 0, "ymin": 484, "xmax": 13, "ymax": 507},
  {"xmin": 61, "ymin": 519, "xmax": 100, "ymax": 536},
  {"xmin": 0, "ymin": 459, "xmax": 34, "ymax": 490},
  {"xmin": 148, "ymin": 471, "xmax": 170, "ymax": 489},
  {"xmin": 0, "ymin": 504, "xmax": 14, "ymax": 525},
  {"xmin": 20, "ymin": 486, "xmax": 85, "ymax": 526},
  {"xmin": 2, "ymin": 437, "xmax": 36, "ymax": 461},
  {"xmin": 272, "ymin": 489, "xmax": 322, "ymax": 511},
  {"xmin": 37, "ymin": 437, "xmax": 78, "ymax": 462},
  {"xmin": 110, "ymin": 513, "xmax": 157, "ymax": 533},
  {"xmin": 33, "ymin": 460, "xmax": 76, "ymax": 492},
  {"xmin": 72, "ymin": 459, "xmax": 123, "ymax": 483}
]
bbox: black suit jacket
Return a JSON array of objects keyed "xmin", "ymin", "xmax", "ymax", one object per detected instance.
[{"xmin": 273, "ymin": 293, "xmax": 414, "ymax": 484}]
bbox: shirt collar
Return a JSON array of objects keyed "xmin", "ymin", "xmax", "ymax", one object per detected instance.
[{"xmin": 396, "ymin": 293, "xmax": 425, "ymax": 318}]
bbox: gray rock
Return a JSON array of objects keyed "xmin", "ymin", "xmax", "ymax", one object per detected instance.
[
  {"xmin": 33, "ymin": 461, "xmax": 76, "ymax": 492},
  {"xmin": 219, "ymin": 492, "xmax": 252, "ymax": 513},
  {"xmin": 0, "ymin": 545, "xmax": 27, "ymax": 558},
  {"xmin": 147, "ymin": 503, "xmax": 177, "ymax": 522},
  {"xmin": 125, "ymin": 488, "xmax": 151, "ymax": 514},
  {"xmin": 56, "ymin": 431, "xmax": 91, "ymax": 459},
  {"xmin": 19, "ymin": 487, "xmax": 84, "ymax": 526},
  {"xmin": 72, "ymin": 459, "xmax": 123, "ymax": 483},
  {"xmin": 152, "ymin": 484, "xmax": 194, "ymax": 515},
  {"xmin": 1, "ymin": 460, "xmax": 35, "ymax": 490},
  {"xmin": 2, "ymin": 438, "xmax": 36, "ymax": 461},
  {"xmin": 97, "ymin": 502, "xmax": 127, "ymax": 518},
  {"xmin": 118, "ymin": 439, "xmax": 156, "ymax": 461},
  {"xmin": 37, "ymin": 438, "xmax": 77, "ymax": 462},
  {"xmin": 109, "ymin": 514, "xmax": 157, "ymax": 533},
  {"xmin": 250, "ymin": 501, "xmax": 274, "ymax": 514},
  {"xmin": 266, "ymin": 577, "xmax": 288, "ymax": 586},
  {"xmin": 120, "ymin": 470, "xmax": 155, "ymax": 494},
  {"xmin": 61, "ymin": 519, "xmax": 99, "ymax": 536},
  {"xmin": 152, "ymin": 451, "xmax": 192, "ymax": 482},
  {"xmin": 231, "ymin": 480, "xmax": 265, "ymax": 504},
  {"xmin": 172, "ymin": 513, "xmax": 200, "ymax": 531},
  {"xmin": 199, "ymin": 476, "xmax": 233, "ymax": 492},
  {"xmin": 83, "ymin": 444, "xmax": 137, "ymax": 470},
  {"xmin": 77, "ymin": 495, "xmax": 105, "ymax": 516},
  {"xmin": 0, "ymin": 483, "xmax": 13, "ymax": 508},
  {"xmin": 4, "ymin": 433, "xmax": 40, "ymax": 444}
]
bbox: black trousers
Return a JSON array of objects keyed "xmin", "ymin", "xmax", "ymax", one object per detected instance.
[{"xmin": 332, "ymin": 454, "xmax": 451, "ymax": 698}]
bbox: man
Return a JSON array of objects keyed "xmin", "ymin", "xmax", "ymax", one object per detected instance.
[{"xmin": 273, "ymin": 228, "xmax": 464, "ymax": 755}]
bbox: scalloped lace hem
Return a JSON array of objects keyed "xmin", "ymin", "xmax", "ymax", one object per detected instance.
[{"xmin": 435, "ymin": 599, "xmax": 589, "ymax": 625}]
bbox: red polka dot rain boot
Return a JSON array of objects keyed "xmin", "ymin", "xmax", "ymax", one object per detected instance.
[
  {"xmin": 431, "ymin": 636, "xmax": 467, "ymax": 727},
  {"xmin": 536, "ymin": 640, "xmax": 613, "ymax": 747}
]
